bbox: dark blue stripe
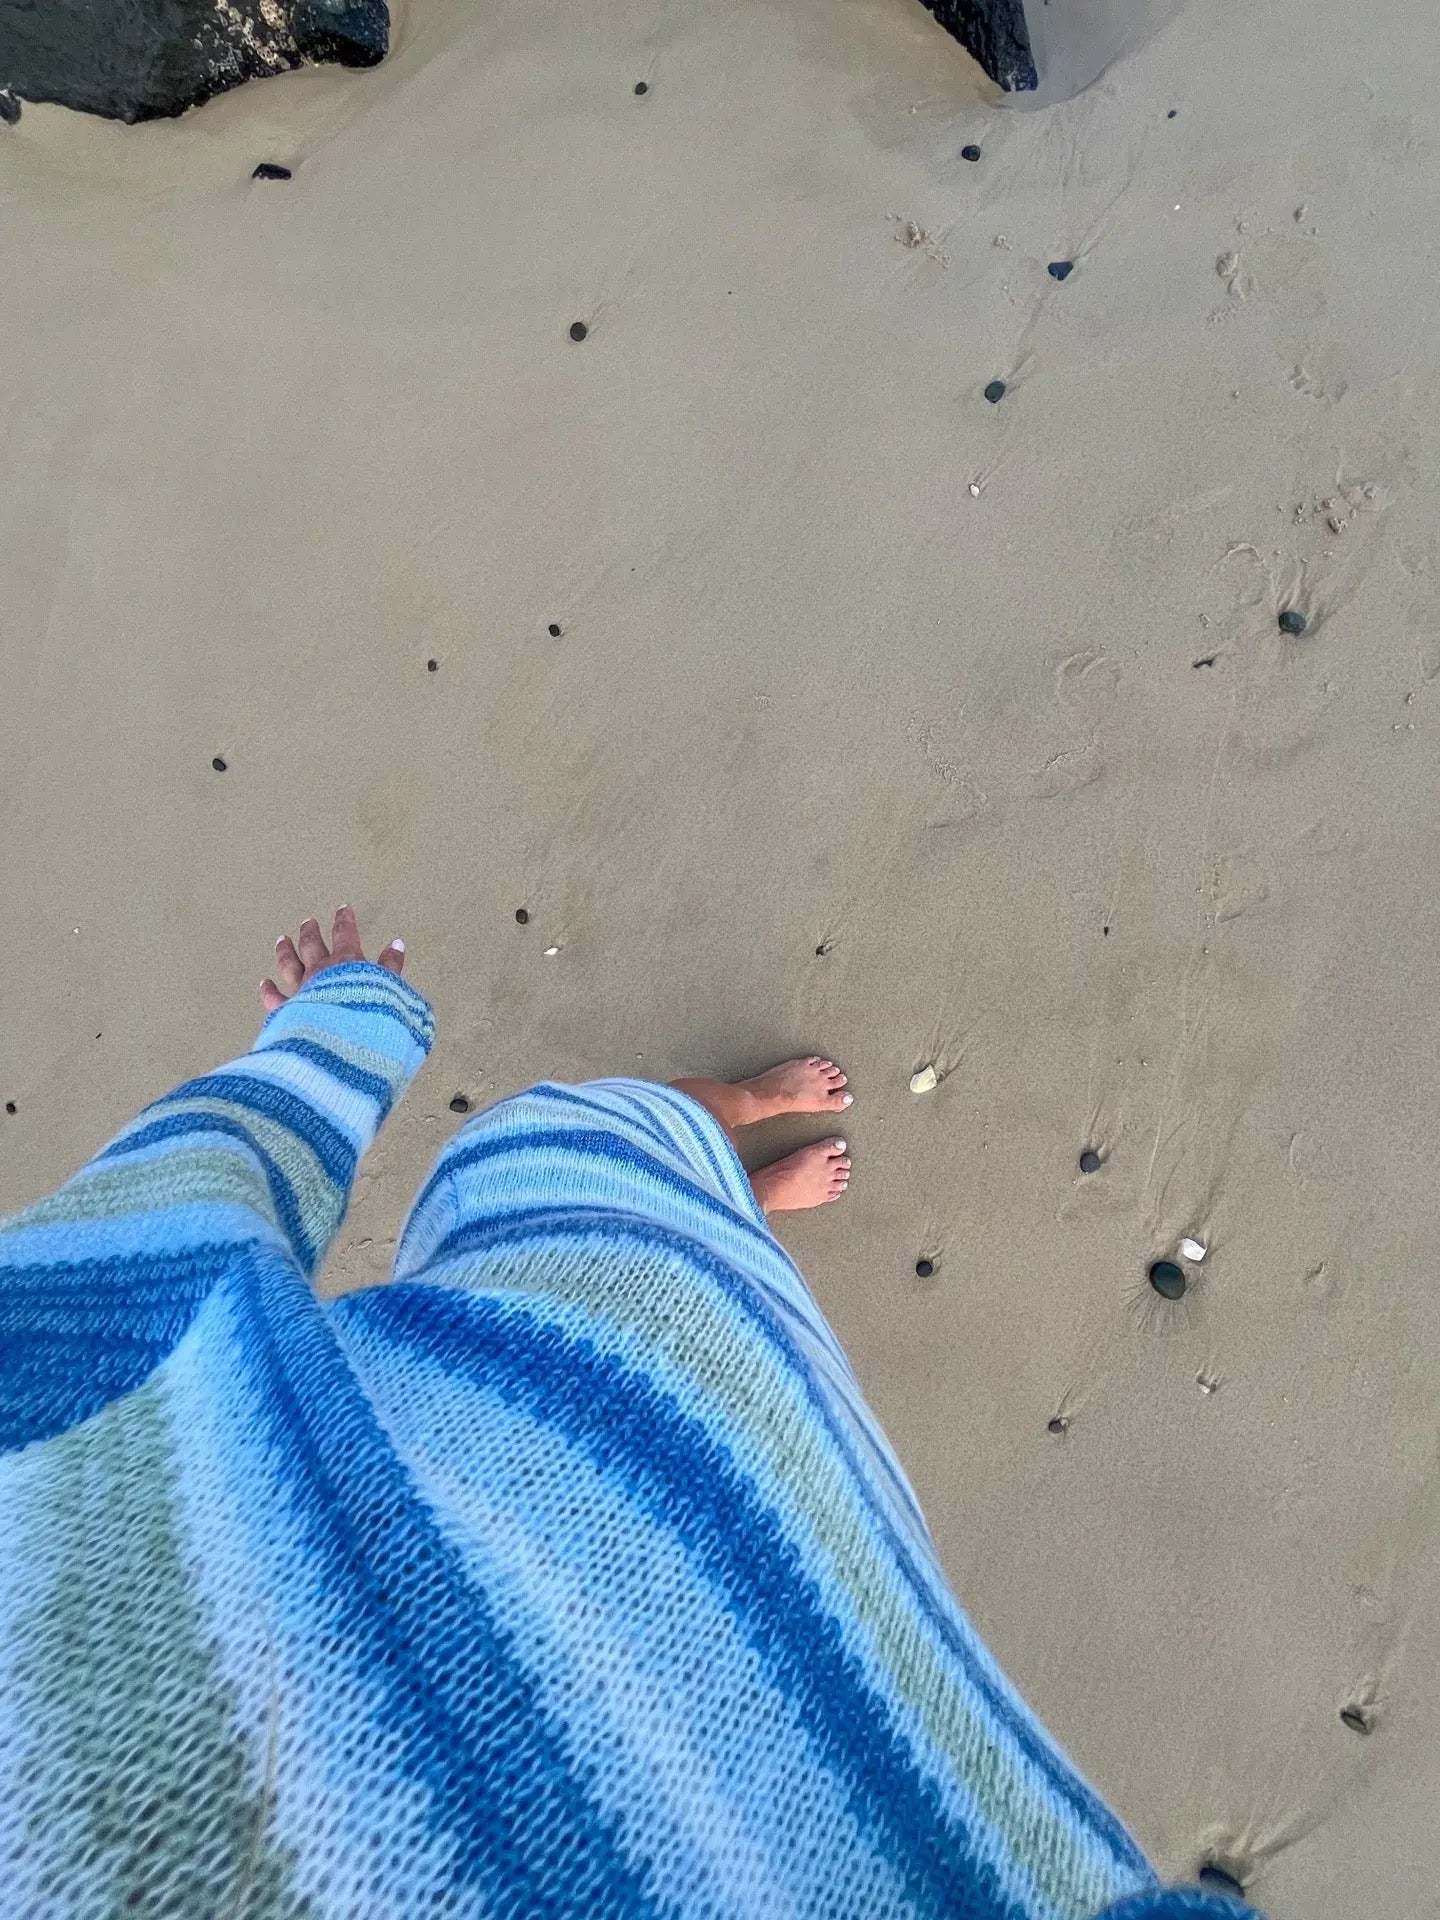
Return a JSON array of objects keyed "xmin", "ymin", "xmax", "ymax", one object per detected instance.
[
  {"xmin": 121, "ymin": 1073, "xmax": 357, "ymax": 1192},
  {"xmin": 97, "ymin": 1112, "xmax": 318, "ymax": 1272},
  {"xmin": 387, "ymin": 1210, "xmax": 1148, "ymax": 1872},
  {"xmin": 348, "ymin": 1283, "xmax": 1028, "ymax": 1920},
  {"xmin": 225, "ymin": 1247, "xmax": 659, "ymax": 1917},
  {"xmin": 260, "ymin": 1036, "xmax": 395, "ymax": 1124},
  {"xmin": 0, "ymin": 1243, "xmax": 232, "ymax": 1451}
]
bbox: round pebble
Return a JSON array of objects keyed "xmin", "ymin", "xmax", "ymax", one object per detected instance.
[
  {"xmin": 515, "ymin": 907, "xmax": 530, "ymax": 924},
  {"xmin": 1047, "ymin": 260, "xmax": 1074, "ymax": 281},
  {"xmin": 4, "ymin": 1101, "xmax": 16, "ymax": 1115},
  {"xmin": 634, "ymin": 80, "xmax": 649, "ymax": 95},
  {"xmin": 984, "ymin": 380, "xmax": 1006, "ymax": 404},
  {"xmin": 915, "ymin": 1258, "xmax": 935, "ymax": 1279},
  {"xmin": 1197, "ymin": 1865, "xmax": 1244, "ymax": 1898},
  {"xmin": 1340, "ymin": 1705, "xmax": 1371, "ymax": 1736},
  {"xmin": 1278, "ymin": 609, "xmax": 1307, "ymax": 635},
  {"xmin": 426, "ymin": 658, "xmax": 438, "ymax": 672},
  {"xmin": 569, "ymin": 320, "xmax": 588, "ymax": 342},
  {"xmin": 961, "ymin": 144, "xmax": 981, "ymax": 162},
  {"xmin": 1079, "ymin": 1149, "xmax": 1102, "ymax": 1174},
  {"xmin": 1047, "ymin": 1416, "xmax": 1067, "ymax": 1436},
  {"xmin": 252, "ymin": 162, "xmax": 292, "ymax": 181},
  {"xmin": 1167, "ymin": 108, "xmax": 1178, "ymax": 119},
  {"xmin": 548, "ymin": 622, "xmax": 563, "ymax": 637},
  {"xmin": 449, "ymin": 1094, "xmax": 471, "ymax": 1115},
  {"xmin": 1148, "ymin": 1259, "xmax": 1187, "ymax": 1300},
  {"xmin": 212, "ymin": 756, "xmax": 228, "ymax": 772}
]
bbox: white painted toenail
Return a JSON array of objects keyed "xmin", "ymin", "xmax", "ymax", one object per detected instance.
[
  {"xmin": 834, "ymin": 1140, "xmax": 846, "ymax": 1151},
  {"xmin": 390, "ymin": 938, "xmax": 405, "ymax": 953},
  {"xmin": 841, "ymin": 1093, "xmax": 853, "ymax": 1106}
]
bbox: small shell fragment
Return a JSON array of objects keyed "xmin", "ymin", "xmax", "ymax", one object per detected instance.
[
  {"xmin": 908, "ymin": 1065, "xmax": 939, "ymax": 1094},
  {"xmin": 543, "ymin": 945, "xmax": 561, "ymax": 957},
  {"xmin": 968, "ymin": 482, "xmax": 981, "ymax": 497},
  {"xmin": 1178, "ymin": 1235, "xmax": 1208, "ymax": 1263}
]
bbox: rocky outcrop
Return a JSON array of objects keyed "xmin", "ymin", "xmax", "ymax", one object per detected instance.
[
  {"xmin": 918, "ymin": 0, "xmax": 1037, "ymax": 91},
  {"xmin": 0, "ymin": 0, "xmax": 387, "ymax": 123}
]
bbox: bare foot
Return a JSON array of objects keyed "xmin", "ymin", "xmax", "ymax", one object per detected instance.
[
  {"xmin": 734, "ymin": 1057, "xmax": 852, "ymax": 1126},
  {"xmin": 750, "ymin": 1138, "xmax": 851, "ymax": 1213}
]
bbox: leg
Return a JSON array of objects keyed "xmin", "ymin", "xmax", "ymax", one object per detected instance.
[{"xmin": 670, "ymin": 1057, "xmax": 853, "ymax": 1214}]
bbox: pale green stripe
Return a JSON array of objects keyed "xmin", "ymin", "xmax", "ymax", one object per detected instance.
[
  {"xmin": 7, "ymin": 1147, "xmax": 287, "ymax": 1238},
  {"xmin": 13, "ymin": 1376, "xmax": 309, "ymax": 1919}
]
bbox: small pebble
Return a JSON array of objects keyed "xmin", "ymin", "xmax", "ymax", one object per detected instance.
[
  {"xmin": 0, "ymin": 91, "xmax": 20, "ymax": 126},
  {"xmin": 908, "ymin": 1065, "xmax": 939, "ymax": 1095},
  {"xmin": 634, "ymin": 80, "xmax": 649, "ymax": 95},
  {"xmin": 1339, "ymin": 1705, "xmax": 1371, "ymax": 1736},
  {"xmin": 515, "ymin": 907, "xmax": 530, "ymax": 924},
  {"xmin": 1079, "ymin": 1149, "xmax": 1102, "ymax": 1174},
  {"xmin": 1178, "ymin": 1235, "xmax": 1208, "ymax": 1263},
  {"xmin": 961, "ymin": 144, "xmax": 981, "ymax": 162},
  {"xmin": 983, "ymin": 380, "xmax": 1006, "ymax": 404},
  {"xmin": 212, "ymin": 756, "xmax": 228, "ymax": 772},
  {"xmin": 915, "ymin": 1258, "xmax": 935, "ymax": 1279},
  {"xmin": 548, "ymin": 622, "xmax": 563, "ymax": 637},
  {"xmin": 252, "ymin": 163, "xmax": 292, "ymax": 181},
  {"xmin": 449, "ymin": 1095, "xmax": 471, "ymax": 1114},
  {"xmin": 1047, "ymin": 260, "xmax": 1074, "ymax": 281},
  {"xmin": 1167, "ymin": 108, "xmax": 1177, "ymax": 119},
  {"xmin": 1047, "ymin": 1416, "xmax": 1068, "ymax": 1436},
  {"xmin": 815, "ymin": 939, "xmax": 833, "ymax": 956},
  {"xmin": 1149, "ymin": 1259, "xmax": 1187, "ymax": 1300},
  {"xmin": 569, "ymin": 320, "xmax": 588, "ymax": 342},
  {"xmin": 426, "ymin": 658, "xmax": 438, "ymax": 672},
  {"xmin": 4, "ymin": 1101, "xmax": 16, "ymax": 1115},
  {"xmin": 1197, "ymin": 1866, "xmax": 1244, "ymax": 1898},
  {"xmin": 1278, "ymin": 609, "xmax": 1307, "ymax": 636}
]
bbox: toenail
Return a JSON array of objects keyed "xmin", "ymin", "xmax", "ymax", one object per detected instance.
[
  {"xmin": 841, "ymin": 1093, "xmax": 853, "ymax": 1106},
  {"xmin": 834, "ymin": 1139, "xmax": 846, "ymax": 1151}
]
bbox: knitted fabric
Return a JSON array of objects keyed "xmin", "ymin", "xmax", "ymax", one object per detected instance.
[{"xmin": 0, "ymin": 962, "xmax": 1254, "ymax": 1919}]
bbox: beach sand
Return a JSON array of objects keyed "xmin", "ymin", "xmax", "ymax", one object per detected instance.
[{"xmin": 3, "ymin": 0, "xmax": 1438, "ymax": 1908}]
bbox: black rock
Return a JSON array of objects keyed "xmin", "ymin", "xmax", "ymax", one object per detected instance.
[
  {"xmin": 1149, "ymin": 1259, "xmax": 1186, "ymax": 1300},
  {"xmin": 426, "ymin": 658, "xmax": 438, "ymax": 672},
  {"xmin": 915, "ymin": 1258, "xmax": 935, "ymax": 1279},
  {"xmin": 0, "ymin": 90, "xmax": 20, "ymax": 124},
  {"xmin": 4, "ymin": 1101, "xmax": 16, "ymax": 1116},
  {"xmin": 961, "ymin": 143, "xmax": 982, "ymax": 162},
  {"xmin": 515, "ymin": 908, "xmax": 530, "ymax": 924},
  {"xmin": 1339, "ymin": 1705, "xmax": 1372, "ymax": 1735},
  {"xmin": 984, "ymin": 379, "xmax": 1006, "ymax": 404},
  {"xmin": 1047, "ymin": 260, "xmax": 1073, "ymax": 281},
  {"xmin": 1078, "ymin": 1149, "xmax": 1102, "ymax": 1174},
  {"xmin": 548, "ymin": 622, "xmax": 563, "ymax": 636},
  {"xmin": 212, "ymin": 756, "xmax": 227, "ymax": 772},
  {"xmin": 1197, "ymin": 1865, "xmax": 1246, "ymax": 1899},
  {"xmin": 253, "ymin": 162, "xmax": 293, "ymax": 180},
  {"xmin": 449, "ymin": 1094, "xmax": 471, "ymax": 1115},
  {"xmin": 918, "ymin": 0, "xmax": 1035, "ymax": 91},
  {"xmin": 1278, "ymin": 609, "xmax": 1307, "ymax": 636},
  {"xmin": 569, "ymin": 321, "xmax": 588, "ymax": 342},
  {"xmin": 1046, "ymin": 1416, "xmax": 1067, "ymax": 1435},
  {"xmin": 633, "ymin": 80, "xmax": 648, "ymax": 95},
  {"xmin": 1, "ymin": 0, "xmax": 388, "ymax": 121},
  {"xmin": 1167, "ymin": 108, "xmax": 1178, "ymax": 118}
]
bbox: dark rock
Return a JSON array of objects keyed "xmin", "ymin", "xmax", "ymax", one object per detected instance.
[
  {"xmin": 633, "ymin": 80, "xmax": 648, "ymax": 95},
  {"xmin": 1278, "ymin": 609, "xmax": 1307, "ymax": 636},
  {"xmin": 548, "ymin": 622, "xmax": 563, "ymax": 636},
  {"xmin": 984, "ymin": 379, "xmax": 1006, "ymax": 404},
  {"xmin": 449, "ymin": 1094, "xmax": 471, "ymax": 1115},
  {"xmin": 1, "ymin": 0, "xmax": 387, "ymax": 123},
  {"xmin": 1047, "ymin": 260, "xmax": 1073, "ymax": 281},
  {"xmin": 1079, "ymin": 1149, "xmax": 1102, "ymax": 1174},
  {"xmin": 514, "ymin": 908, "xmax": 530, "ymax": 924},
  {"xmin": 211, "ymin": 756, "xmax": 227, "ymax": 772},
  {"xmin": 4, "ymin": 1101, "xmax": 16, "ymax": 1115},
  {"xmin": 0, "ymin": 89, "xmax": 20, "ymax": 123},
  {"xmin": 1046, "ymin": 1416, "xmax": 1067, "ymax": 1435},
  {"xmin": 1340, "ymin": 1705, "xmax": 1372, "ymax": 1735},
  {"xmin": 252, "ymin": 163, "xmax": 293, "ymax": 180},
  {"xmin": 1167, "ymin": 108, "xmax": 1178, "ymax": 118},
  {"xmin": 1197, "ymin": 1865, "xmax": 1246, "ymax": 1899},
  {"xmin": 961, "ymin": 143, "xmax": 982, "ymax": 162},
  {"xmin": 426, "ymin": 658, "xmax": 438, "ymax": 672},
  {"xmin": 919, "ymin": 1, "xmax": 1036, "ymax": 91},
  {"xmin": 915, "ymin": 1258, "xmax": 935, "ymax": 1278},
  {"xmin": 1149, "ymin": 1259, "xmax": 1186, "ymax": 1300},
  {"xmin": 569, "ymin": 321, "xmax": 588, "ymax": 342}
]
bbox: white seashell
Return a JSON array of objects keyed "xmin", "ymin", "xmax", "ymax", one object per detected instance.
[
  {"xmin": 908, "ymin": 1065, "xmax": 939, "ymax": 1095},
  {"xmin": 1178, "ymin": 1236, "xmax": 1207, "ymax": 1263},
  {"xmin": 968, "ymin": 482, "xmax": 981, "ymax": 497},
  {"xmin": 543, "ymin": 945, "xmax": 561, "ymax": 957}
]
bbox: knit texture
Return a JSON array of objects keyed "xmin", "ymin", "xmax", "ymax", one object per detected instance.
[{"xmin": 0, "ymin": 964, "xmax": 1255, "ymax": 1919}]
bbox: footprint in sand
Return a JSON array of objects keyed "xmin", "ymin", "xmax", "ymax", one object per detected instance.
[
  {"xmin": 1030, "ymin": 745, "xmax": 1103, "ymax": 799},
  {"xmin": 1212, "ymin": 853, "xmax": 1269, "ymax": 922},
  {"xmin": 1055, "ymin": 650, "xmax": 1120, "ymax": 704}
]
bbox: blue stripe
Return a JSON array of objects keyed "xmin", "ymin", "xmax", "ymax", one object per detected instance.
[
  {"xmin": 398, "ymin": 1209, "xmax": 1146, "ymax": 1868},
  {"xmin": 224, "ymin": 1246, "xmax": 661, "ymax": 1917},
  {"xmin": 259, "ymin": 1036, "xmax": 395, "ymax": 1123},
  {"xmin": 122, "ymin": 1073, "xmax": 357, "ymax": 1192},
  {"xmin": 96, "ymin": 1113, "xmax": 318, "ymax": 1272},
  {"xmin": 348, "ymin": 1283, "xmax": 1030, "ymax": 1920}
]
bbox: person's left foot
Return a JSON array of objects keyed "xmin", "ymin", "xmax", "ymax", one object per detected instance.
[{"xmin": 734, "ymin": 1057, "xmax": 852, "ymax": 1125}]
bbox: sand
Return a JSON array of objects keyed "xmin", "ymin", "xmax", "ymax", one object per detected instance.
[{"xmin": 3, "ymin": 0, "xmax": 1438, "ymax": 1908}]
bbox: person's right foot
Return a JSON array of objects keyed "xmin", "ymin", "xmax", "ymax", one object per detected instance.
[{"xmin": 750, "ymin": 1138, "xmax": 851, "ymax": 1213}]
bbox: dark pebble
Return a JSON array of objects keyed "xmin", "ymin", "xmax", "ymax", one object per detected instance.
[
  {"xmin": 426, "ymin": 658, "xmax": 438, "ymax": 672},
  {"xmin": 961, "ymin": 144, "xmax": 981, "ymax": 162},
  {"xmin": 449, "ymin": 1094, "xmax": 471, "ymax": 1115},
  {"xmin": 1047, "ymin": 1416, "xmax": 1067, "ymax": 1436},
  {"xmin": 515, "ymin": 907, "xmax": 530, "ymax": 924},
  {"xmin": 1149, "ymin": 1259, "xmax": 1187, "ymax": 1300},
  {"xmin": 1192, "ymin": 654, "xmax": 1218, "ymax": 669},
  {"xmin": 212, "ymin": 756, "xmax": 228, "ymax": 772},
  {"xmin": 915, "ymin": 1258, "xmax": 935, "ymax": 1279},
  {"xmin": 1079, "ymin": 1149, "xmax": 1102, "ymax": 1174},
  {"xmin": 815, "ymin": 939, "xmax": 833, "ymax": 956},
  {"xmin": 4, "ymin": 1101, "xmax": 16, "ymax": 1116},
  {"xmin": 1197, "ymin": 1865, "xmax": 1244, "ymax": 1898},
  {"xmin": 1278, "ymin": 609, "xmax": 1307, "ymax": 636},
  {"xmin": 984, "ymin": 380, "xmax": 1006, "ymax": 404},
  {"xmin": 252, "ymin": 163, "xmax": 292, "ymax": 181},
  {"xmin": 548, "ymin": 622, "xmax": 563, "ymax": 637},
  {"xmin": 569, "ymin": 320, "xmax": 588, "ymax": 342},
  {"xmin": 634, "ymin": 80, "xmax": 648, "ymax": 95},
  {"xmin": 0, "ymin": 91, "xmax": 20, "ymax": 126},
  {"xmin": 1047, "ymin": 260, "xmax": 1074, "ymax": 281},
  {"xmin": 1167, "ymin": 108, "xmax": 1178, "ymax": 118},
  {"xmin": 1340, "ymin": 1706, "xmax": 1371, "ymax": 1736}
]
